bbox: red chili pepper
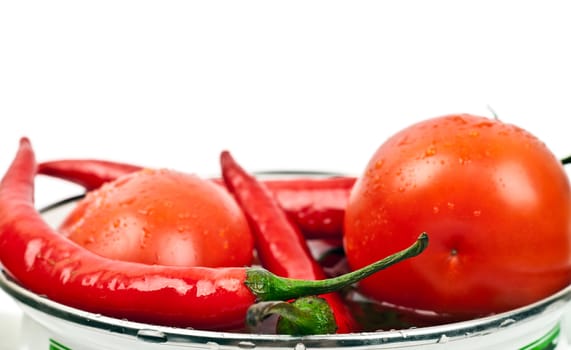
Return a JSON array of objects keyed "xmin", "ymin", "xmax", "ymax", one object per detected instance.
[
  {"xmin": 220, "ymin": 150, "xmax": 358, "ymax": 333},
  {"xmin": 38, "ymin": 159, "xmax": 143, "ymax": 190},
  {"xmin": 1, "ymin": 139, "xmax": 253, "ymax": 330},
  {"xmin": 0, "ymin": 138, "xmax": 428, "ymax": 333},
  {"xmin": 262, "ymin": 176, "xmax": 355, "ymax": 239},
  {"xmin": 38, "ymin": 159, "xmax": 355, "ymax": 239}
]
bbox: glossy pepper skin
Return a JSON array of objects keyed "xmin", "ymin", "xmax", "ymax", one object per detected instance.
[
  {"xmin": 220, "ymin": 151, "xmax": 357, "ymax": 333},
  {"xmin": 0, "ymin": 138, "xmax": 428, "ymax": 330},
  {"xmin": 38, "ymin": 159, "xmax": 142, "ymax": 191},
  {"xmin": 0, "ymin": 139, "xmax": 429, "ymax": 333},
  {"xmin": 38, "ymin": 159, "xmax": 355, "ymax": 239},
  {"xmin": 0, "ymin": 138, "xmax": 257, "ymax": 330}
]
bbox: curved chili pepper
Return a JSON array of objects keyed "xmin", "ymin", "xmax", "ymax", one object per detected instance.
[
  {"xmin": 38, "ymin": 159, "xmax": 143, "ymax": 190},
  {"xmin": 0, "ymin": 138, "xmax": 428, "ymax": 332},
  {"xmin": 38, "ymin": 159, "xmax": 355, "ymax": 239},
  {"xmin": 38, "ymin": 159, "xmax": 143, "ymax": 191},
  {"xmin": 1, "ymin": 139, "xmax": 253, "ymax": 330},
  {"xmin": 263, "ymin": 176, "xmax": 355, "ymax": 239},
  {"xmin": 220, "ymin": 150, "xmax": 358, "ymax": 334}
]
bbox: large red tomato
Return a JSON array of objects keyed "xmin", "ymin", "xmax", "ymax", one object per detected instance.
[
  {"xmin": 59, "ymin": 168, "xmax": 254, "ymax": 267},
  {"xmin": 344, "ymin": 114, "xmax": 571, "ymax": 319}
]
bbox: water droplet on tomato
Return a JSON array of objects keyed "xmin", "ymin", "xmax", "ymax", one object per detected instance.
[
  {"xmin": 119, "ymin": 196, "xmax": 136, "ymax": 206},
  {"xmin": 452, "ymin": 115, "xmax": 469, "ymax": 124},
  {"xmin": 398, "ymin": 135, "xmax": 412, "ymax": 146},
  {"xmin": 113, "ymin": 176, "xmax": 132, "ymax": 188},
  {"xmin": 424, "ymin": 146, "xmax": 437, "ymax": 157},
  {"xmin": 473, "ymin": 210, "xmax": 481, "ymax": 217},
  {"xmin": 476, "ymin": 120, "xmax": 494, "ymax": 128},
  {"xmin": 433, "ymin": 206, "xmax": 439, "ymax": 214},
  {"xmin": 178, "ymin": 212, "xmax": 191, "ymax": 219}
]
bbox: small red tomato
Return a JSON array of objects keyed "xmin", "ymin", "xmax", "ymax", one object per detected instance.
[
  {"xmin": 59, "ymin": 168, "xmax": 254, "ymax": 267},
  {"xmin": 344, "ymin": 114, "xmax": 571, "ymax": 319}
]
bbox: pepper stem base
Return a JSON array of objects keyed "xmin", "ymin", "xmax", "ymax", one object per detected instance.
[{"xmin": 247, "ymin": 296, "xmax": 337, "ymax": 335}]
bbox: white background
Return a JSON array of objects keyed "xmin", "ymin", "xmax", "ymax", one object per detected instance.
[
  {"xmin": 1, "ymin": 1, "xmax": 571, "ymax": 208},
  {"xmin": 1, "ymin": 0, "xmax": 570, "ymax": 347}
]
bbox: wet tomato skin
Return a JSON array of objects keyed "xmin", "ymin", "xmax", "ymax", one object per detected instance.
[
  {"xmin": 59, "ymin": 168, "xmax": 254, "ymax": 267},
  {"xmin": 344, "ymin": 114, "xmax": 571, "ymax": 318}
]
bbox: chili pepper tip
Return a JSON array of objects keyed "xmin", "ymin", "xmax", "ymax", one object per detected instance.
[{"xmin": 19, "ymin": 137, "xmax": 31, "ymax": 147}]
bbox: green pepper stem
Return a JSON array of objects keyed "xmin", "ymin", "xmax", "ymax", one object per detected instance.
[
  {"xmin": 247, "ymin": 296, "xmax": 337, "ymax": 335},
  {"xmin": 562, "ymin": 155, "xmax": 571, "ymax": 166},
  {"xmin": 246, "ymin": 232, "xmax": 428, "ymax": 301}
]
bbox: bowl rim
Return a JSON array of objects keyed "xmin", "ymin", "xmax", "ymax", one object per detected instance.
[{"xmin": 0, "ymin": 193, "xmax": 570, "ymax": 348}]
